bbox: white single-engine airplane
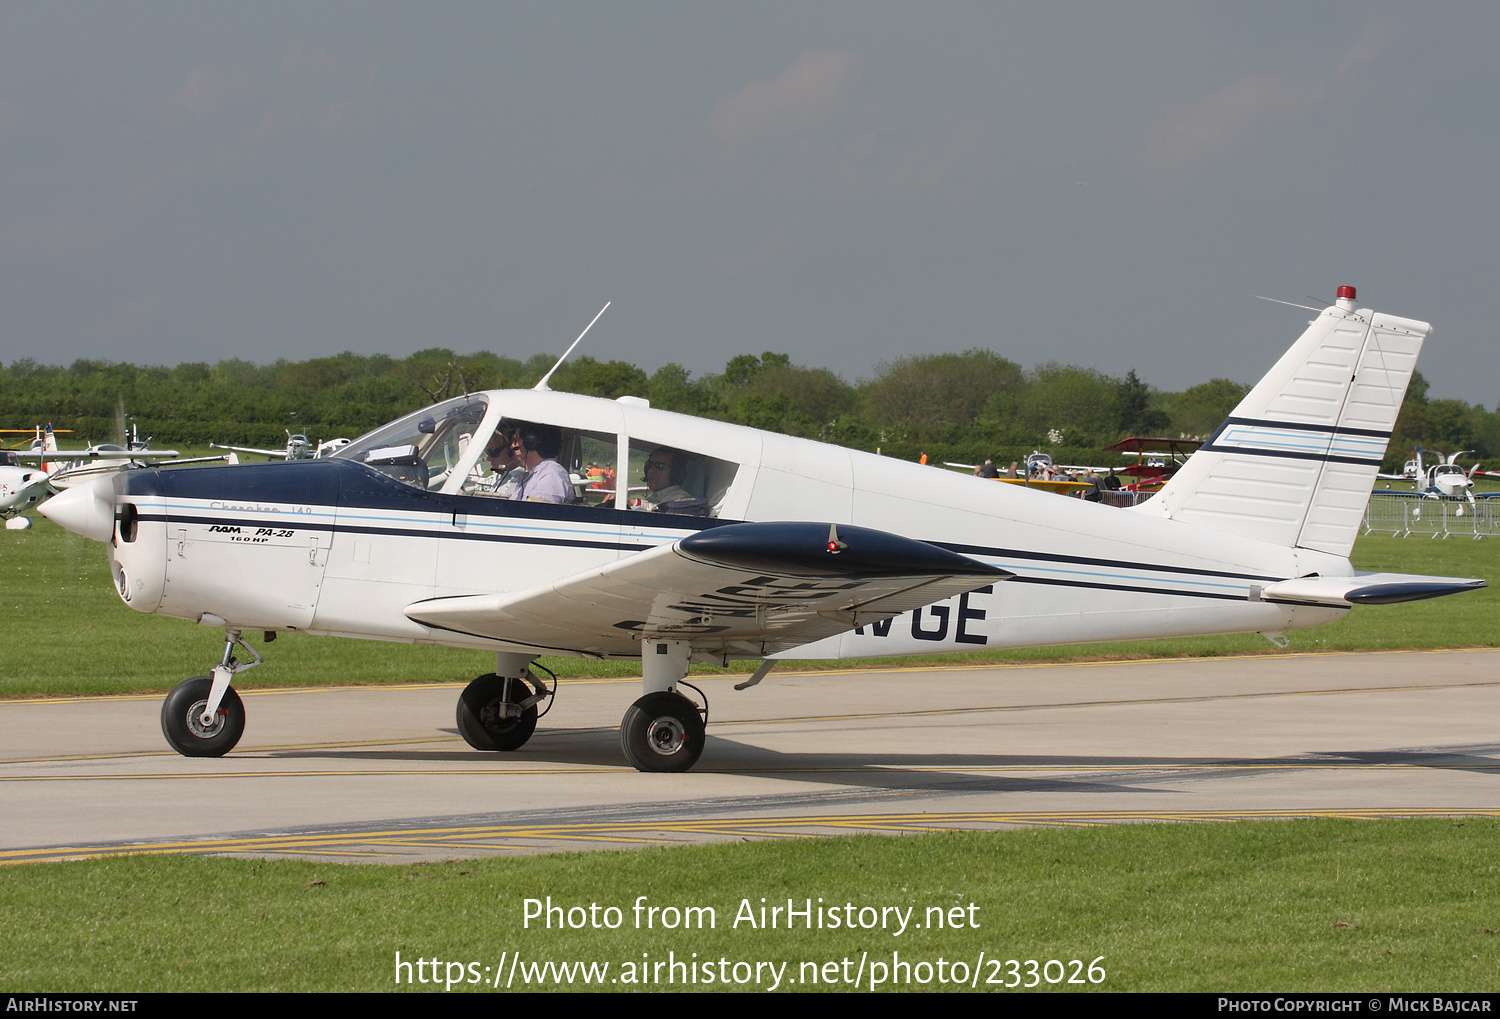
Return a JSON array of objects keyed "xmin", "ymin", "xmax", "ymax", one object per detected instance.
[
  {"xmin": 0, "ymin": 425, "xmax": 188, "ymax": 529},
  {"xmin": 1380, "ymin": 447, "xmax": 1483, "ymax": 506},
  {"xmin": 16, "ymin": 424, "xmax": 183, "ymax": 490},
  {"xmin": 41, "ymin": 286, "xmax": 1486, "ymax": 771},
  {"xmin": 211, "ymin": 430, "xmax": 351, "ymax": 461},
  {"xmin": 1419, "ymin": 449, "xmax": 1479, "ymax": 503},
  {"xmin": 0, "ymin": 450, "xmax": 53, "ymax": 528}
]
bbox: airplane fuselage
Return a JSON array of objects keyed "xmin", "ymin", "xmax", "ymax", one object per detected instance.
[{"xmin": 105, "ymin": 389, "xmax": 1349, "ymax": 662}]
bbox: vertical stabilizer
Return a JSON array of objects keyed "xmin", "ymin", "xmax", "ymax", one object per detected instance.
[
  {"xmin": 42, "ymin": 423, "xmax": 60, "ymax": 476},
  {"xmin": 1138, "ymin": 289, "xmax": 1430, "ymax": 557}
]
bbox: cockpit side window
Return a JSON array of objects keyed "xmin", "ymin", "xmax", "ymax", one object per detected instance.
[
  {"xmin": 333, "ymin": 395, "xmax": 490, "ymax": 491},
  {"xmin": 625, "ymin": 439, "xmax": 739, "ymax": 517},
  {"xmin": 462, "ymin": 420, "xmax": 622, "ymax": 508}
]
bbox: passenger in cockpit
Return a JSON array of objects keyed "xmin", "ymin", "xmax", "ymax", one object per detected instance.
[
  {"xmin": 636, "ymin": 448, "xmax": 706, "ymax": 514},
  {"xmin": 509, "ymin": 424, "xmax": 574, "ymax": 504}
]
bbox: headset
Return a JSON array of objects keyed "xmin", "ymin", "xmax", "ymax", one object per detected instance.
[
  {"xmin": 485, "ymin": 428, "xmax": 515, "ymax": 459},
  {"xmin": 514, "ymin": 424, "xmax": 562, "ymax": 460}
]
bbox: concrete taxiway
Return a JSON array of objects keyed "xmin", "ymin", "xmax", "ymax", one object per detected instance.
[{"xmin": 3, "ymin": 648, "xmax": 1498, "ymax": 864}]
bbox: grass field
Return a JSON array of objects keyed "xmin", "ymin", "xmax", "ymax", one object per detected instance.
[
  {"xmin": 2, "ymin": 819, "xmax": 1495, "ymax": 992},
  {"xmin": 1, "ymin": 512, "xmax": 1494, "ymax": 698}
]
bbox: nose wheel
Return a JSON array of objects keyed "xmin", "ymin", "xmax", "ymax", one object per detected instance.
[
  {"xmin": 161, "ymin": 676, "xmax": 246, "ymax": 757},
  {"xmin": 159, "ymin": 630, "xmax": 262, "ymax": 758},
  {"xmin": 620, "ymin": 691, "xmax": 705, "ymax": 772}
]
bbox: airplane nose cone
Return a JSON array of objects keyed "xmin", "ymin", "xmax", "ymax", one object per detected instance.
[{"xmin": 39, "ymin": 473, "xmax": 116, "ymax": 542}]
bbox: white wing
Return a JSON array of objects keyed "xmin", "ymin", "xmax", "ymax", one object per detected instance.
[{"xmin": 405, "ymin": 521, "xmax": 1010, "ymax": 658}]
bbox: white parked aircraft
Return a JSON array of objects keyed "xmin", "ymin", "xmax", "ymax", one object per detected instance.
[
  {"xmin": 0, "ymin": 451, "xmax": 53, "ymax": 528},
  {"xmin": 42, "ymin": 287, "xmax": 1486, "ymax": 771},
  {"xmin": 15, "ymin": 424, "xmax": 182, "ymax": 490},
  {"xmin": 1381, "ymin": 447, "xmax": 1481, "ymax": 503},
  {"xmin": 1420, "ymin": 450, "xmax": 1479, "ymax": 502},
  {"xmin": 211, "ymin": 430, "xmax": 351, "ymax": 461},
  {"xmin": 0, "ymin": 424, "xmax": 189, "ymax": 529}
]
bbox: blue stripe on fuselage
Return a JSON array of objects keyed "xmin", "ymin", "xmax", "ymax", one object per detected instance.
[{"xmin": 129, "ymin": 458, "xmax": 1284, "ymax": 602}]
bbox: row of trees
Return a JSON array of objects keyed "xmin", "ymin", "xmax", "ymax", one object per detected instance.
[{"xmin": 1, "ymin": 348, "xmax": 1494, "ymax": 472}]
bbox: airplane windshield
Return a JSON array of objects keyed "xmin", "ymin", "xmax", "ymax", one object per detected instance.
[{"xmin": 333, "ymin": 395, "xmax": 491, "ymax": 490}]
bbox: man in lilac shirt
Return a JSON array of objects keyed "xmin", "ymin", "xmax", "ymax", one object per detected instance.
[{"xmin": 509, "ymin": 424, "xmax": 575, "ymax": 504}]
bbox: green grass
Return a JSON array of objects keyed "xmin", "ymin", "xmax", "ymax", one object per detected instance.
[
  {"xmin": 2, "ymin": 516, "xmax": 1495, "ymax": 698},
  {"xmin": 1, "ymin": 819, "xmax": 1495, "ymax": 992}
]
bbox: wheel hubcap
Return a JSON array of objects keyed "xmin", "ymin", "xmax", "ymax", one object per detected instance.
[
  {"xmin": 480, "ymin": 698, "xmax": 522, "ymax": 733},
  {"xmin": 185, "ymin": 700, "xmax": 225, "ymax": 739},
  {"xmin": 646, "ymin": 716, "xmax": 686, "ymax": 756}
]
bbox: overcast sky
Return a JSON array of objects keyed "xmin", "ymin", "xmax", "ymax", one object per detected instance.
[{"xmin": 1, "ymin": 3, "xmax": 1495, "ymax": 404}]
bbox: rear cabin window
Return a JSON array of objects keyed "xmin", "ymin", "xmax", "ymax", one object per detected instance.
[{"xmin": 624, "ymin": 440, "xmax": 738, "ymax": 517}]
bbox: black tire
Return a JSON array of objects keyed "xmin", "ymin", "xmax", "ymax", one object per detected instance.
[
  {"xmin": 161, "ymin": 676, "xmax": 245, "ymax": 758},
  {"xmin": 620, "ymin": 691, "xmax": 706, "ymax": 773},
  {"xmin": 456, "ymin": 673, "xmax": 539, "ymax": 751}
]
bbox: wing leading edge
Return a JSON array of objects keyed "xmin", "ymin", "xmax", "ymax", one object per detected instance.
[{"xmin": 405, "ymin": 521, "xmax": 1011, "ymax": 658}]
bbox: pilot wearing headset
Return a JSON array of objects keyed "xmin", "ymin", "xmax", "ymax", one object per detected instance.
[
  {"xmin": 508, "ymin": 424, "xmax": 574, "ymax": 504},
  {"xmin": 637, "ymin": 447, "xmax": 702, "ymax": 513},
  {"xmin": 476, "ymin": 428, "xmax": 527, "ymax": 498}
]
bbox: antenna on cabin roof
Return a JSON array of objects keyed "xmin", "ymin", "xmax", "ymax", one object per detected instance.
[{"xmin": 534, "ymin": 302, "xmax": 611, "ymax": 392}]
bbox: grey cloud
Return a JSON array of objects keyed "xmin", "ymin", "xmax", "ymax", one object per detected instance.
[
  {"xmin": 702, "ymin": 49, "xmax": 985, "ymax": 211},
  {"xmin": 709, "ymin": 49, "xmax": 862, "ymax": 148},
  {"xmin": 168, "ymin": 65, "xmax": 249, "ymax": 119},
  {"xmin": 1135, "ymin": 24, "xmax": 1393, "ymax": 182},
  {"xmin": 1138, "ymin": 74, "xmax": 1326, "ymax": 179}
]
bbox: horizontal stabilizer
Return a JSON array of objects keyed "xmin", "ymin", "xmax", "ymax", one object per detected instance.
[
  {"xmin": 1261, "ymin": 573, "xmax": 1485, "ymax": 607},
  {"xmin": 405, "ymin": 521, "xmax": 1010, "ymax": 658}
]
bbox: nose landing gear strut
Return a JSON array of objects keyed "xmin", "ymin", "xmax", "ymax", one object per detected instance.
[{"xmin": 160, "ymin": 629, "xmax": 263, "ymax": 757}]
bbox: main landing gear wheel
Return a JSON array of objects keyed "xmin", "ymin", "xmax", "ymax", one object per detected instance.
[
  {"xmin": 620, "ymin": 691, "xmax": 705, "ymax": 773},
  {"xmin": 456, "ymin": 673, "xmax": 539, "ymax": 751},
  {"xmin": 161, "ymin": 676, "xmax": 246, "ymax": 758}
]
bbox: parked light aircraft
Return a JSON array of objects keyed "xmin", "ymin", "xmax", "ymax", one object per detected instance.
[
  {"xmin": 211, "ymin": 431, "xmax": 351, "ymax": 461},
  {"xmin": 41, "ymin": 286, "xmax": 1486, "ymax": 771},
  {"xmin": 1102, "ymin": 436, "xmax": 1204, "ymax": 492},
  {"xmin": 1426, "ymin": 453, "xmax": 1478, "ymax": 503},
  {"xmin": 15, "ymin": 424, "xmax": 182, "ymax": 490},
  {"xmin": 0, "ymin": 451, "xmax": 52, "ymax": 528},
  {"xmin": 0, "ymin": 424, "xmax": 191, "ymax": 529},
  {"xmin": 1381, "ymin": 447, "xmax": 1480, "ymax": 503}
]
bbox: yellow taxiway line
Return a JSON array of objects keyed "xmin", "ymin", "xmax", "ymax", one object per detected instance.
[{"xmin": 5, "ymin": 808, "xmax": 1498, "ymax": 865}]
